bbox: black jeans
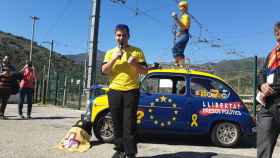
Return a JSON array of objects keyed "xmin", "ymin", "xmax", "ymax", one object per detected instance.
[
  {"xmin": 0, "ymin": 95, "xmax": 10, "ymax": 116},
  {"xmin": 18, "ymin": 88, "xmax": 33, "ymax": 116},
  {"xmin": 257, "ymin": 105, "xmax": 280, "ymax": 158},
  {"xmin": 108, "ymin": 89, "xmax": 139, "ymax": 155}
]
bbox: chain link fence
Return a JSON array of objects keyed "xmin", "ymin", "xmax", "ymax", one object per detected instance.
[{"xmin": 34, "ymin": 70, "xmax": 87, "ymax": 110}]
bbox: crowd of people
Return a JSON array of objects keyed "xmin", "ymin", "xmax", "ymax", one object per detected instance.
[{"xmin": 0, "ymin": 56, "xmax": 36, "ymax": 120}]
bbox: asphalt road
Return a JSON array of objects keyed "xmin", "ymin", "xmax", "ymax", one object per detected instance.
[{"xmin": 0, "ymin": 104, "xmax": 279, "ymax": 158}]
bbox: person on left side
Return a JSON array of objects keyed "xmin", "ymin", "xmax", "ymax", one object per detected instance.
[
  {"xmin": 18, "ymin": 61, "xmax": 37, "ymax": 119},
  {"xmin": 0, "ymin": 56, "xmax": 16, "ymax": 120}
]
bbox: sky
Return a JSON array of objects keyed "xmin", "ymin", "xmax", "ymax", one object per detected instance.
[{"xmin": 0, "ymin": 0, "xmax": 280, "ymax": 64}]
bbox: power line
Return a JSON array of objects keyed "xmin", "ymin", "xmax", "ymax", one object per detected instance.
[
  {"xmin": 42, "ymin": 0, "xmax": 73, "ymax": 40},
  {"xmin": 110, "ymin": 0, "xmax": 249, "ymax": 60},
  {"xmin": 111, "ymin": 0, "xmax": 165, "ymax": 25}
]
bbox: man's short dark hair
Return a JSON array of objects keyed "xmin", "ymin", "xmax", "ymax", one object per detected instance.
[
  {"xmin": 115, "ymin": 24, "xmax": 130, "ymax": 37},
  {"xmin": 274, "ymin": 22, "xmax": 280, "ymax": 32}
]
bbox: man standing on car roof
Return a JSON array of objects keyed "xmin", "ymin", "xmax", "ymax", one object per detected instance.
[
  {"xmin": 257, "ymin": 21, "xmax": 280, "ymax": 158},
  {"xmin": 171, "ymin": 0, "xmax": 191, "ymax": 67},
  {"xmin": 101, "ymin": 24, "xmax": 148, "ymax": 158}
]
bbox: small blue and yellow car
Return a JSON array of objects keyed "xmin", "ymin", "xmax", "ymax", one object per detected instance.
[{"xmin": 88, "ymin": 69, "xmax": 255, "ymax": 147}]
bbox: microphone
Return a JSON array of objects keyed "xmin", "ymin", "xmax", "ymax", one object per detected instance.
[
  {"xmin": 171, "ymin": 12, "xmax": 177, "ymax": 19},
  {"xmin": 118, "ymin": 41, "xmax": 124, "ymax": 49},
  {"xmin": 117, "ymin": 42, "xmax": 124, "ymax": 59}
]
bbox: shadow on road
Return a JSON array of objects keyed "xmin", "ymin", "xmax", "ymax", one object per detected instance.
[
  {"xmin": 31, "ymin": 116, "xmax": 80, "ymax": 120},
  {"xmin": 137, "ymin": 134, "xmax": 256, "ymax": 149},
  {"xmin": 5, "ymin": 116, "xmax": 79, "ymax": 120},
  {"xmin": 90, "ymin": 140, "xmax": 104, "ymax": 147},
  {"xmin": 138, "ymin": 151, "xmax": 217, "ymax": 158}
]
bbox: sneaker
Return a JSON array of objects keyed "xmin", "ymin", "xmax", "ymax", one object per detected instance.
[
  {"xmin": 18, "ymin": 115, "xmax": 25, "ymax": 119},
  {"xmin": 112, "ymin": 151, "xmax": 126, "ymax": 158},
  {"xmin": 27, "ymin": 115, "xmax": 32, "ymax": 120},
  {"xmin": 0, "ymin": 115, "xmax": 7, "ymax": 120}
]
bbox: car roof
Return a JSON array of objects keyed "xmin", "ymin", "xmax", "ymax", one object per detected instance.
[{"xmin": 148, "ymin": 68, "xmax": 224, "ymax": 81}]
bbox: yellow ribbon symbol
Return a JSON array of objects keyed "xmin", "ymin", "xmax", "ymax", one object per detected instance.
[
  {"xmin": 191, "ymin": 114, "xmax": 198, "ymax": 127},
  {"xmin": 136, "ymin": 111, "xmax": 145, "ymax": 124}
]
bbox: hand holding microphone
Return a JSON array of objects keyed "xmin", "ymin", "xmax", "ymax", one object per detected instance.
[
  {"xmin": 113, "ymin": 42, "xmax": 124, "ymax": 60},
  {"xmin": 171, "ymin": 12, "xmax": 178, "ymax": 19},
  {"xmin": 117, "ymin": 42, "xmax": 124, "ymax": 59}
]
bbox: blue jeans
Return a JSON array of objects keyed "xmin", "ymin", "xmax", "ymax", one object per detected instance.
[
  {"xmin": 172, "ymin": 31, "xmax": 190, "ymax": 58},
  {"xmin": 18, "ymin": 88, "xmax": 33, "ymax": 116}
]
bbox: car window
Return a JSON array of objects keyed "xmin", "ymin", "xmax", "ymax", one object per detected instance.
[
  {"xmin": 190, "ymin": 77, "xmax": 230, "ymax": 99},
  {"xmin": 141, "ymin": 75, "xmax": 186, "ymax": 95}
]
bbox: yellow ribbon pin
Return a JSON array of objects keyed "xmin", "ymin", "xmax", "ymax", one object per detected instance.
[{"xmin": 191, "ymin": 114, "xmax": 198, "ymax": 127}]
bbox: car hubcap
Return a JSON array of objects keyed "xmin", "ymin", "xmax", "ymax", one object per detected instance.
[
  {"xmin": 99, "ymin": 117, "xmax": 113, "ymax": 139},
  {"xmin": 216, "ymin": 123, "xmax": 237, "ymax": 145}
]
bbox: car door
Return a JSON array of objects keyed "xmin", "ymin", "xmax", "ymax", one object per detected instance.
[
  {"xmin": 186, "ymin": 75, "xmax": 237, "ymax": 134},
  {"xmin": 138, "ymin": 73, "xmax": 188, "ymax": 133}
]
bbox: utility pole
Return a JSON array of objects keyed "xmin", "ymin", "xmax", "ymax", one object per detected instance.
[
  {"xmin": 87, "ymin": 0, "xmax": 101, "ymax": 92},
  {"xmin": 83, "ymin": 58, "xmax": 87, "ymax": 95},
  {"xmin": 43, "ymin": 40, "xmax": 54, "ymax": 102},
  {"xmin": 29, "ymin": 16, "xmax": 39, "ymax": 62}
]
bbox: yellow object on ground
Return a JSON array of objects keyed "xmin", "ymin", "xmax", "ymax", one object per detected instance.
[{"xmin": 55, "ymin": 127, "xmax": 91, "ymax": 152}]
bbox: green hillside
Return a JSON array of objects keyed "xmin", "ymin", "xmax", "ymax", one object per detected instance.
[
  {"xmin": 0, "ymin": 31, "xmax": 78, "ymax": 76},
  {"xmin": 0, "ymin": 30, "xmax": 107, "ymax": 83},
  {"xmin": 210, "ymin": 57, "xmax": 265, "ymax": 94}
]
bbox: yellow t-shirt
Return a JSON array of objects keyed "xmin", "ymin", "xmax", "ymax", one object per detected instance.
[
  {"xmin": 180, "ymin": 13, "xmax": 190, "ymax": 31},
  {"xmin": 103, "ymin": 45, "xmax": 146, "ymax": 91}
]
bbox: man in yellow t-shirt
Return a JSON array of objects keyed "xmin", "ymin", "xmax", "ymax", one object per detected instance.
[
  {"xmin": 102, "ymin": 24, "xmax": 148, "ymax": 158},
  {"xmin": 171, "ymin": 0, "xmax": 191, "ymax": 67}
]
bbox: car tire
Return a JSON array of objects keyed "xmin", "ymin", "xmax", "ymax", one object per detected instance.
[
  {"xmin": 93, "ymin": 112, "xmax": 114, "ymax": 143},
  {"xmin": 211, "ymin": 122, "xmax": 240, "ymax": 147}
]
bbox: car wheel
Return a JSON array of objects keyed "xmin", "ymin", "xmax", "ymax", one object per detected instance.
[
  {"xmin": 211, "ymin": 122, "xmax": 240, "ymax": 147},
  {"xmin": 93, "ymin": 112, "xmax": 114, "ymax": 143}
]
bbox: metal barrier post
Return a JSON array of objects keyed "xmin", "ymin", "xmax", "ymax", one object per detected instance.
[
  {"xmin": 62, "ymin": 75, "xmax": 68, "ymax": 107},
  {"xmin": 78, "ymin": 78, "xmax": 83, "ymax": 110},
  {"xmin": 42, "ymin": 65, "xmax": 47, "ymax": 104},
  {"xmin": 253, "ymin": 56, "xmax": 257, "ymax": 117},
  {"xmin": 35, "ymin": 79, "xmax": 39, "ymax": 102},
  {"xmin": 54, "ymin": 72, "xmax": 59, "ymax": 105}
]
